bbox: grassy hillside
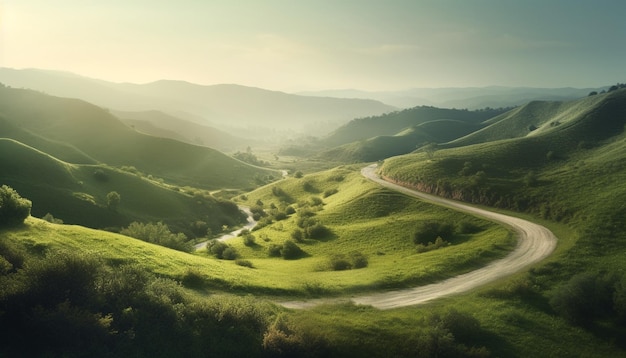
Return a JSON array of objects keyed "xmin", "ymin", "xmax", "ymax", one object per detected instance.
[
  {"xmin": 0, "ymin": 85, "xmax": 278, "ymax": 190},
  {"xmin": 317, "ymin": 119, "xmax": 482, "ymax": 163},
  {"xmin": 376, "ymin": 88, "xmax": 626, "ymax": 354},
  {"xmin": 0, "ymin": 139, "xmax": 245, "ymax": 235},
  {"xmin": 447, "ymin": 89, "xmax": 620, "ymax": 147},
  {"xmin": 322, "ymin": 106, "xmax": 507, "ymax": 147}
]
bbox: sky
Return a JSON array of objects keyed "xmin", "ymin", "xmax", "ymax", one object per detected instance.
[{"xmin": 1, "ymin": 0, "xmax": 625, "ymax": 91}]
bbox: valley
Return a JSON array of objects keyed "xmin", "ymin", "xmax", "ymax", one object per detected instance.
[{"xmin": 1, "ymin": 72, "xmax": 626, "ymax": 357}]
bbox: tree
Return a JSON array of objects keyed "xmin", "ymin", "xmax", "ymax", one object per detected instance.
[
  {"xmin": 0, "ymin": 185, "xmax": 32, "ymax": 227},
  {"xmin": 106, "ymin": 191, "xmax": 121, "ymax": 211}
]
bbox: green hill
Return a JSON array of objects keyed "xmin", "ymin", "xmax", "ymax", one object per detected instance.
[
  {"xmin": 0, "ymin": 139, "xmax": 245, "ymax": 234},
  {"xmin": 322, "ymin": 106, "xmax": 506, "ymax": 147},
  {"xmin": 317, "ymin": 119, "xmax": 482, "ymax": 163},
  {"xmin": 446, "ymin": 90, "xmax": 620, "ymax": 147},
  {"xmin": 0, "ymin": 85, "xmax": 278, "ymax": 190}
]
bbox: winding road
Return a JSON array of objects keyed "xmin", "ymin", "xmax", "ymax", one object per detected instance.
[
  {"xmin": 194, "ymin": 207, "xmax": 257, "ymax": 251},
  {"xmin": 280, "ymin": 164, "xmax": 557, "ymax": 310}
]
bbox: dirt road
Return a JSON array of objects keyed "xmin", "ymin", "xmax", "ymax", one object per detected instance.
[
  {"xmin": 194, "ymin": 207, "xmax": 257, "ymax": 250},
  {"xmin": 280, "ymin": 164, "xmax": 557, "ymax": 310}
]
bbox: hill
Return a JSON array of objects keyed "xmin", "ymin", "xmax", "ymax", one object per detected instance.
[
  {"xmin": 0, "ymin": 85, "xmax": 278, "ymax": 190},
  {"xmin": 317, "ymin": 119, "xmax": 482, "ymax": 163},
  {"xmin": 0, "ymin": 68, "xmax": 396, "ymax": 137},
  {"xmin": 321, "ymin": 106, "xmax": 506, "ymax": 148},
  {"xmin": 0, "ymin": 139, "xmax": 245, "ymax": 234},
  {"xmin": 112, "ymin": 110, "xmax": 256, "ymax": 152},
  {"xmin": 446, "ymin": 91, "xmax": 618, "ymax": 147}
]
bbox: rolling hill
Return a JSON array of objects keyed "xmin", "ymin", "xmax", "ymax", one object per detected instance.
[
  {"xmin": 0, "ymin": 68, "xmax": 396, "ymax": 137},
  {"xmin": 0, "ymin": 138, "xmax": 245, "ymax": 234},
  {"xmin": 445, "ymin": 90, "xmax": 622, "ymax": 148},
  {"xmin": 0, "ymin": 85, "xmax": 278, "ymax": 190},
  {"xmin": 112, "ymin": 109, "xmax": 257, "ymax": 152},
  {"xmin": 317, "ymin": 119, "xmax": 482, "ymax": 163},
  {"xmin": 321, "ymin": 106, "xmax": 506, "ymax": 148}
]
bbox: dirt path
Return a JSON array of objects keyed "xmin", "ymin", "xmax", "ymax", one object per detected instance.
[
  {"xmin": 194, "ymin": 207, "xmax": 257, "ymax": 250},
  {"xmin": 280, "ymin": 164, "xmax": 557, "ymax": 310}
]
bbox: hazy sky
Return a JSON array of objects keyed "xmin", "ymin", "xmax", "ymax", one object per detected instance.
[{"xmin": 1, "ymin": 0, "xmax": 624, "ymax": 91}]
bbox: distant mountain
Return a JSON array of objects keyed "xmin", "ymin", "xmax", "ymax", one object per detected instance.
[
  {"xmin": 298, "ymin": 86, "xmax": 604, "ymax": 110},
  {"xmin": 0, "ymin": 68, "xmax": 396, "ymax": 138},
  {"xmin": 0, "ymin": 85, "xmax": 278, "ymax": 190}
]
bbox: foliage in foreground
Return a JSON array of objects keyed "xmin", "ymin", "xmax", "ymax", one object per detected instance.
[{"xmin": 0, "ymin": 185, "xmax": 31, "ymax": 227}]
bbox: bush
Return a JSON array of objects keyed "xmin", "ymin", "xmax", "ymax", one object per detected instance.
[
  {"xmin": 121, "ymin": 222, "xmax": 192, "ymax": 252},
  {"xmin": 291, "ymin": 229, "xmax": 304, "ymax": 242},
  {"xmin": 329, "ymin": 255, "xmax": 352, "ymax": 271},
  {"xmin": 268, "ymin": 244, "xmax": 283, "ymax": 257},
  {"xmin": 0, "ymin": 185, "xmax": 32, "ymax": 227},
  {"xmin": 235, "ymin": 259, "xmax": 254, "ymax": 268},
  {"xmin": 413, "ymin": 221, "xmax": 454, "ymax": 245},
  {"xmin": 281, "ymin": 240, "xmax": 304, "ymax": 260},
  {"xmin": 305, "ymin": 222, "xmax": 330, "ymax": 240},
  {"xmin": 549, "ymin": 272, "xmax": 614, "ymax": 326},
  {"xmin": 242, "ymin": 233, "xmax": 256, "ymax": 246},
  {"xmin": 42, "ymin": 213, "xmax": 63, "ymax": 224},
  {"xmin": 207, "ymin": 240, "xmax": 237, "ymax": 260},
  {"xmin": 350, "ymin": 251, "xmax": 368, "ymax": 269}
]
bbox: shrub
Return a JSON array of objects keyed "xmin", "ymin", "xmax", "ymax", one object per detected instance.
[
  {"xmin": 0, "ymin": 185, "xmax": 32, "ymax": 227},
  {"xmin": 323, "ymin": 188, "xmax": 338, "ymax": 198},
  {"xmin": 268, "ymin": 244, "xmax": 282, "ymax": 257},
  {"xmin": 281, "ymin": 240, "xmax": 304, "ymax": 260},
  {"xmin": 207, "ymin": 240, "xmax": 237, "ymax": 260},
  {"xmin": 242, "ymin": 233, "xmax": 256, "ymax": 246},
  {"xmin": 550, "ymin": 272, "xmax": 614, "ymax": 326},
  {"xmin": 350, "ymin": 251, "xmax": 368, "ymax": 269},
  {"xmin": 235, "ymin": 259, "xmax": 254, "ymax": 268},
  {"xmin": 291, "ymin": 229, "xmax": 304, "ymax": 242},
  {"xmin": 305, "ymin": 222, "xmax": 331, "ymax": 240},
  {"xmin": 222, "ymin": 247, "xmax": 238, "ymax": 260},
  {"xmin": 42, "ymin": 213, "xmax": 63, "ymax": 224},
  {"xmin": 329, "ymin": 255, "xmax": 352, "ymax": 271},
  {"xmin": 413, "ymin": 221, "xmax": 454, "ymax": 245}
]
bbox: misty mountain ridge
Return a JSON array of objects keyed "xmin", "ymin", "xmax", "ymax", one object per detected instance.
[
  {"xmin": 298, "ymin": 86, "xmax": 605, "ymax": 109},
  {"xmin": 0, "ymin": 68, "xmax": 395, "ymax": 139}
]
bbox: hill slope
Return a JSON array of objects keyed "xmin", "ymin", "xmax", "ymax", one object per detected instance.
[
  {"xmin": 0, "ymin": 139, "xmax": 245, "ymax": 233},
  {"xmin": 446, "ymin": 91, "xmax": 621, "ymax": 147},
  {"xmin": 0, "ymin": 85, "xmax": 278, "ymax": 189},
  {"xmin": 322, "ymin": 106, "xmax": 506, "ymax": 148}
]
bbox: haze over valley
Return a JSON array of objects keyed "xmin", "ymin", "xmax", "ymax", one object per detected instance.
[{"xmin": 1, "ymin": 1, "xmax": 626, "ymax": 357}]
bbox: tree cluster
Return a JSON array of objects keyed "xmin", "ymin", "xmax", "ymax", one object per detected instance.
[{"xmin": 120, "ymin": 221, "xmax": 192, "ymax": 252}]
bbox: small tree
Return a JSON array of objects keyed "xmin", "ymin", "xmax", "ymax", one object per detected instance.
[
  {"xmin": 106, "ymin": 191, "xmax": 121, "ymax": 211},
  {"xmin": 0, "ymin": 185, "xmax": 32, "ymax": 227}
]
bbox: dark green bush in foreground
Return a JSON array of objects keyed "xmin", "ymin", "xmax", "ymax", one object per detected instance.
[{"xmin": 0, "ymin": 185, "xmax": 32, "ymax": 227}]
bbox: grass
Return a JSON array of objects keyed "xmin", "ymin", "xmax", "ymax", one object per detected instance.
[
  {"xmin": 230, "ymin": 166, "xmax": 515, "ymax": 294},
  {"xmin": 0, "ymin": 139, "xmax": 246, "ymax": 235}
]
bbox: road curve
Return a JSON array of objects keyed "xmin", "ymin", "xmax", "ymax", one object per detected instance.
[
  {"xmin": 280, "ymin": 164, "xmax": 557, "ymax": 310},
  {"xmin": 194, "ymin": 207, "xmax": 257, "ymax": 250}
]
